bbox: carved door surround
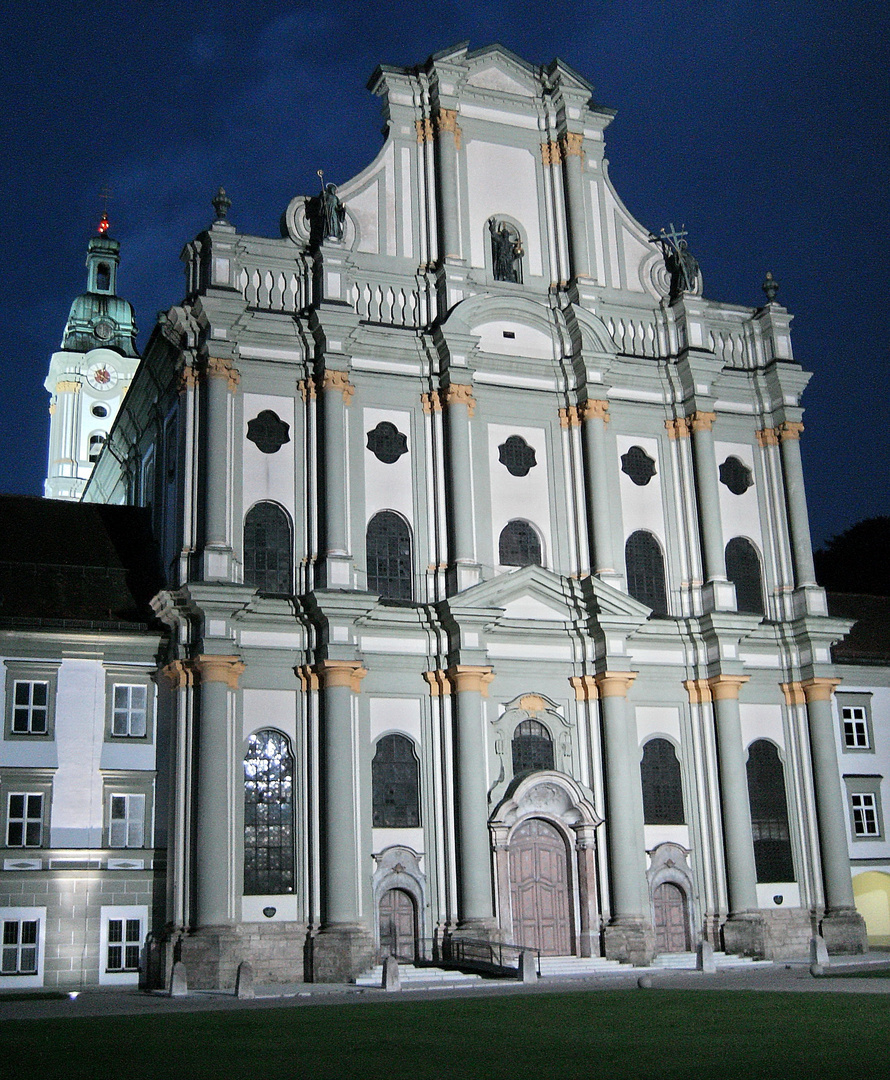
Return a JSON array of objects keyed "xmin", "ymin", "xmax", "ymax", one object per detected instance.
[
  {"xmin": 647, "ymin": 842, "xmax": 696, "ymax": 954},
  {"xmin": 372, "ymin": 845, "xmax": 426, "ymax": 960},
  {"xmin": 490, "ymin": 771, "xmax": 603, "ymax": 957}
]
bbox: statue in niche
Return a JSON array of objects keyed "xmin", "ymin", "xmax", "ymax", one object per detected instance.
[
  {"xmin": 314, "ymin": 171, "xmax": 346, "ymax": 241},
  {"xmin": 650, "ymin": 223, "xmax": 700, "ymax": 299},
  {"xmin": 489, "ymin": 218, "xmax": 523, "ymax": 283}
]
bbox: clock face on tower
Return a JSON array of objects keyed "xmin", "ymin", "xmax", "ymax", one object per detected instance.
[{"xmin": 86, "ymin": 362, "xmax": 118, "ymax": 391}]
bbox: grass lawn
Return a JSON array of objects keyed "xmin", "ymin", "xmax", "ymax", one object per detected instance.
[{"xmin": 2, "ymin": 989, "xmax": 887, "ymax": 1079}]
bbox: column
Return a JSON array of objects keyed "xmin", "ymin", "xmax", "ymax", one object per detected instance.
[
  {"xmin": 202, "ymin": 356, "xmax": 240, "ymax": 578},
  {"xmin": 320, "ymin": 370, "xmax": 353, "ymax": 585},
  {"xmin": 580, "ymin": 400, "xmax": 616, "ymax": 578},
  {"xmin": 193, "ymin": 655, "xmax": 245, "ymax": 928},
  {"xmin": 449, "ymin": 665, "xmax": 496, "ymax": 931},
  {"xmin": 443, "ymin": 384, "xmax": 478, "ymax": 590},
  {"xmin": 434, "ymin": 108, "xmax": 462, "ymax": 262},
  {"xmin": 778, "ymin": 422, "xmax": 817, "ymax": 587},
  {"xmin": 689, "ymin": 412, "xmax": 725, "ymax": 584},
  {"xmin": 559, "ymin": 132, "xmax": 591, "ymax": 280},
  {"xmin": 595, "ymin": 672, "xmax": 653, "ymax": 964},
  {"xmin": 708, "ymin": 675, "xmax": 759, "ymax": 916}
]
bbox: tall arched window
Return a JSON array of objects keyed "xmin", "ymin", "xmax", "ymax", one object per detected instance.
[
  {"xmin": 625, "ymin": 531, "xmax": 668, "ymax": 615},
  {"xmin": 726, "ymin": 537, "xmax": 765, "ymax": 615},
  {"xmin": 244, "ymin": 730, "xmax": 294, "ymax": 895},
  {"xmin": 499, "ymin": 520, "xmax": 542, "ymax": 567},
  {"xmin": 746, "ymin": 740, "xmax": 795, "ymax": 883},
  {"xmin": 366, "ymin": 511, "xmax": 412, "ymax": 599},
  {"xmin": 640, "ymin": 738, "xmax": 685, "ymax": 824},
  {"xmin": 244, "ymin": 502, "xmax": 293, "ymax": 594},
  {"xmin": 372, "ymin": 734, "xmax": 420, "ymax": 827},
  {"xmin": 512, "ymin": 719, "xmax": 554, "ymax": 775}
]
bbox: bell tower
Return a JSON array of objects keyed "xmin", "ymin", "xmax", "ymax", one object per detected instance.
[{"xmin": 44, "ymin": 214, "xmax": 140, "ymax": 501}]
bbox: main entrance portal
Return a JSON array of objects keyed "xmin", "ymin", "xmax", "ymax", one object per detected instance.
[
  {"xmin": 509, "ymin": 818, "xmax": 572, "ymax": 955},
  {"xmin": 378, "ymin": 888, "xmax": 417, "ymax": 961},
  {"xmin": 653, "ymin": 881, "xmax": 690, "ymax": 953}
]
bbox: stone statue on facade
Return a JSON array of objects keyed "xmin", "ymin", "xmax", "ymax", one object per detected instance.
[
  {"xmin": 316, "ymin": 172, "xmax": 346, "ymax": 241},
  {"xmin": 650, "ymin": 224, "xmax": 700, "ymax": 299},
  {"xmin": 489, "ymin": 218, "xmax": 523, "ymax": 283}
]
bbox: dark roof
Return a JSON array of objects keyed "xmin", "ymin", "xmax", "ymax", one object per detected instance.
[
  {"xmin": 0, "ymin": 495, "xmax": 164, "ymax": 630},
  {"xmin": 827, "ymin": 592, "xmax": 890, "ymax": 666}
]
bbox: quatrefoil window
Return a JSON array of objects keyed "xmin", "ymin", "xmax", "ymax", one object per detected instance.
[
  {"xmin": 498, "ymin": 435, "xmax": 537, "ymax": 477},
  {"xmin": 719, "ymin": 456, "xmax": 753, "ymax": 495},
  {"xmin": 367, "ymin": 421, "xmax": 408, "ymax": 464},
  {"xmin": 246, "ymin": 410, "xmax": 290, "ymax": 454},
  {"xmin": 621, "ymin": 445, "xmax": 656, "ymax": 486}
]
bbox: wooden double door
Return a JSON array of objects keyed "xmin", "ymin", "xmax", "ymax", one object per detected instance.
[
  {"xmin": 378, "ymin": 888, "xmax": 418, "ymax": 961},
  {"xmin": 508, "ymin": 818, "xmax": 573, "ymax": 956},
  {"xmin": 653, "ymin": 881, "xmax": 691, "ymax": 953}
]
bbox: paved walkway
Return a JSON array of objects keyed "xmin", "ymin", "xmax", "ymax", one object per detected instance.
[{"xmin": 3, "ymin": 952, "xmax": 890, "ymax": 1022}]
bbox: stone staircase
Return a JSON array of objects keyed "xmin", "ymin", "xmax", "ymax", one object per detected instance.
[
  {"xmin": 354, "ymin": 963, "xmax": 484, "ymax": 988},
  {"xmin": 651, "ymin": 951, "xmax": 773, "ymax": 970},
  {"xmin": 537, "ymin": 955, "xmax": 629, "ymax": 977}
]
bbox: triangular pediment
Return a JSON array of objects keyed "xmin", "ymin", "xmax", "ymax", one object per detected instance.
[{"xmin": 465, "ymin": 64, "xmax": 535, "ymax": 98}]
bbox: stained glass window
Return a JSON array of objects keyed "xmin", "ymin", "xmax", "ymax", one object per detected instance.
[
  {"xmin": 512, "ymin": 719, "xmax": 554, "ymax": 775},
  {"xmin": 498, "ymin": 436, "xmax": 537, "ymax": 477},
  {"xmin": 366, "ymin": 511, "xmax": 412, "ymax": 599},
  {"xmin": 244, "ymin": 502, "xmax": 293, "ymax": 594},
  {"xmin": 372, "ymin": 734, "xmax": 420, "ymax": 827},
  {"xmin": 244, "ymin": 730, "xmax": 295, "ymax": 895},
  {"xmin": 366, "ymin": 422, "xmax": 408, "ymax": 464},
  {"xmin": 499, "ymin": 520, "xmax": 542, "ymax": 567},
  {"xmin": 641, "ymin": 738, "xmax": 685, "ymax": 824},
  {"xmin": 747, "ymin": 740, "xmax": 795, "ymax": 883},
  {"xmin": 625, "ymin": 531, "xmax": 668, "ymax": 615}
]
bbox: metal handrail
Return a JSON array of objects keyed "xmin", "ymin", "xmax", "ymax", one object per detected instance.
[{"xmin": 440, "ymin": 936, "xmax": 541, "ymax": 978}]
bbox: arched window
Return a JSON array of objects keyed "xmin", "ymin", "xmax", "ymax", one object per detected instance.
[
  {"xmin": 625, "ymin": 531, "xmax": 668, "ymax": 615},
  {"xmin": 512, "ymin": 719, "xmax": 554, "ymax": 775},
  {"xmin": 372, "ymin": 734, "xmax": 420, "ymax": 827},
  {"xmin": 243, "ymin": 502, "xmax": 293, "ymax": 594},
  {"xmin": 96, "ymin": 263, "xmax": 111, "ymax": 291},
  {"xmin": 640, "ymin": 738, "xmax": 685, "ymax": 824},
  {"xmin": 88, "ymin": 433, "xmax": 105, "ymax": 462},
  {"xmin": 746, "ymin": 740, "xmax": 795, "ymax": 883},
  {"xmin": 366, "ymin": 511, "xmax": 412, "ymax": 599},
  {"xmin": 243, "ymin": 730, "xmax": 294, "ymax": 895},
  {"xmin": 499, "ymin": 520, "xmax": 542, "ymax": 567},
  {"xmin": 726, "ymin": 537, "xmax": 764, "ymax": 615}
]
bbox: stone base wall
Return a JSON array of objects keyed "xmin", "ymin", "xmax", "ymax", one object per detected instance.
[
  {"xmin": 310, "ymin": 925, "xmax": 375, "ymax": 984},
  {"xmin": 721, "ymin": 912, "xmax": 766, "ymax": 958},
  {"xmin": 178, "ymin": 923, "xmax": 309, "ymax": 989},
  {"xmin": 759, "ymin": 908, "xmax": 814, "ymax": 960},
  {"xmin": 820, "ymin": 908, "xmax": 868, "ymax": 955},
  {"xmin": 603, "ymin": 917, "xmax": 655, "ymax": 966}
]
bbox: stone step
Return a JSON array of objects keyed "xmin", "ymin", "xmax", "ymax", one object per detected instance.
[
  {"xmin": 538, "ymin": 956, "xmax": 628, "ymax": 975},
  {"xmin": 651, "ymin": 951, "xmax": 773, "ymax": 969},
  {"xmin": 354, "ymin": 964, "xmax": 484, "ymax": 987}
]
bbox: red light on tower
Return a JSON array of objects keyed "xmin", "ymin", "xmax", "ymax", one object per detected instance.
[{"xmin": 97, "ymin": 213, "xmax": 110, "ymax": 235}]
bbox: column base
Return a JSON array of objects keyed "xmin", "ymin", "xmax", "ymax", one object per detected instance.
[
  {"xmin": 603, "ymin": 917, "xmax": 655, "ymax": 966},
  {"xmin": 720, "ymin": 912, "xmax": 766, "ymax": 959},
  {"xmin": 820, "ymin": 908, "xmax": 868, "ymax": 955},
  {"xmin": 319, "ymin": 555, "xmax": 353, "ymax": 589},
  {"xmin": 699, "ymin": 913, "xmax": 723, "ymax": 949},
  {"xmin": 791, "ymin": 585, "xmax": 829, "ymax": 617},
  {"xmin": 447, "ymin": 563, "xmax": 482, "ymax": 594},
  {"xmin": 177, "ymin": 923, "xmax": 309, "ymax": 989},
  {"xmin": 701, "ymin": 579, "xmax": 737, "ymax": 613},
  {"xmin": 310, "ymin": 924, "xmax": 376, "ymax": 984}
]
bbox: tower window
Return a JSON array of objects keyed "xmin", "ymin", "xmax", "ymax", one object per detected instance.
[
  {"xmin": 511, "ymin": 719, "xmax": 554, "ymax": 775},
  {"xmin": 620, "ymin": 445, "xmax": 657, "ymax": 486},
  {"xmin": 372, "ymin": 734, "xmax": 421, "ymax": 828},
  {"xmin": 243, "ymin": 502, "xmax": 294, "ymax": 594},
  {"xmin": 725, "ymin": 537, "xmax": 764, "ymax": 615},
  {"xmin": 625, "ymin": 531, "xmax": 668, "ymax": 615},
  {"xmin": 640, "ymin": 738, "xmax": 685, "ymax": 824},
  {"xmin": 96, "ymin": 263, "xmax": 111, "ymax": 291},
  {"xmin": 746, "ymin": 740, "xmax": 795, "ymax": 882},
  {"xmin": 88, "ymin": 433, "xmax": 106, "ymax": 462},
  {"xmin": 366, "ymin": 511, "xmax": 412, "ymax": 599},
  {"xmin": 498, "ymin": 436, "xmax": 537, "ymax": 477},
  {"xmin": 91, "ymin": 404, "xmax": 108, "ymax": 418},
  {"xmin": 243, "ymin": 730, "xmax": 295, "ymax": 895},
  {"xmin": 499, "ymin": 520, "xmax": 542, "ymax": 567}
]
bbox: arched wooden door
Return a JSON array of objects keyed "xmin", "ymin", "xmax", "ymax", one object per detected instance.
[
  {"xmin": 509, "ymin": 818, "xmax": 572, "ymax": 955},
  {"xmin": 378, "ymin": 888, "xmax": 417, "ymax": 961},
  {"xmin": 653, "ymin": 882, "xmax": 691, "ymax": 953}
]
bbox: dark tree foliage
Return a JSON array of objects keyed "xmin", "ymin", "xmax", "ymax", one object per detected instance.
[{"xmin": 814, "ymin": 517, "xmax": 890, "ymax": 596}]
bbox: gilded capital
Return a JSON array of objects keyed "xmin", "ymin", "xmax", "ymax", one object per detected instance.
[
  {"xmin": 205, "ymin": 356, "xmax": 241, "ymax": 391},
  {"xmin": 299, "ymin": 377, "xmax": 317, "ymax": 402},
  {"xmin": 780, "ymin": 681, "xmax": 806, "ymax": 707},
  {"xmin": 779, "ymin": 421, "xmax": 804, "ymax": 441},
  {"xmin": 193, "ymin": 654, "xmax": 246, "ymax": 689},
  {"xmin": 421, "ymin": 390, "xmax": 442, "ymax": 414},
  {"xmin": 422, "ymin": 670, "xmax": 451, "ymax": 697},
  {"xmin": 161, "ymin": 659, "xmax": 198, "ymax": 689},
  {"xmin": 559, "ymin": 132, "xmax": 584, "ymax": 158},
  {"xmin": 541, "ymin": 140, "xmax": 562, "ymax": 166},
  {"xmin": 707, "ymin": 674, "xmax": 750, "ymax": 701},
  {"xmin": 690, "ymin": 411, "xmax": 716, "ymax": 433},
  {"xmin": 595, "ymin": 671, "xmax": 637, "ymax": 698},
  {"xmin": 755, "ymin": 427, "xmax": 779, "ymax": 447},
  {"xmin": 317, "ymin": 659, "xmax": 367, "ymax": 692},
  {"xmin": 448, "ymin": 665, "xmax": 495, "ymax": 696},
  {"xmin": 295, "ymin": 665, "xmax": 320, "ymax": 692},
  {"xmin": 559, "ymin": 405, "xmax": 581, "ymax": 428},
  {"xmin": 434, "ymin": 108, "xmax": 462, "ymax": 149},
  {"xmin": 178, "ymin": 365, "xmax": 199, "ymax": 393},
  {"xmin": 443, "ymin": 382, "xmax": 476, "ymax": 417},
  {"xmin": 801, "ymin": 677, "xmax": 841, "ymax": 703},
  {"xmin": 665, "ymin": 417, "xmax": 691, "ymax": 439},
  {"xmin": 569, "ymin": 675, "xmax": 599, "ymax": 702},
  {"xmin": 683, "ymin": 678, "xmax": 712, "ymax": 705},
  {"xmin": 55, "ymin": 380, "xmax": 81, "ymax": 394},
  {"xmin": 581, "ymin": 399, "xmax": 610, "ymax": 423},
  {"xmin": 321, "ymin": 369, "xmax": 355, "ymax": 403},
  {"xmin": 415, "ymin": 117, "xmax": 434, "ymax": 143}
]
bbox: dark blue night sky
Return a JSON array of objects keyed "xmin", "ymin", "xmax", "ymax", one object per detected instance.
[{"xmin": 1, "ymin": 1, "xmax": 887, "ymax": 547}]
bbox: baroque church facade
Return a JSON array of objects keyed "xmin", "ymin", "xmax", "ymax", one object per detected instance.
[{"xmin": 9, "ymin": 43, "xmax": 877, "ymax": 988}]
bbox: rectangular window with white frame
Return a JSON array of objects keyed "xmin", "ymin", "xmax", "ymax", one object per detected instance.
[
  {"xmin": 6, "ymin": 793, "xmax": 44, "ymax": 847},
  {"xmin": 844, "ymin": 775, "xmax": 885, "ymax": 841},
  {"xmin": 0, "ymin": 907, "xmax": 46, "ymax": 987},
  {"xmin": 4, "ymin": 662, "xmax": 59, "ymax": 740},
  {"xmin": 109, "ymin": 793, "xmax": 146, "ymax": 848},
  {"xmin": 837, "ymin": 693, "xmax": 874, "ymax": 753},
  {"xmin": 99, "ymin": 905, "xmax": 147, "ymax": 986},
  {"xmin": 104, "ymin": 670, "xmax": 154, "ymax": 742},
  {"xmin": 851, "ymin": 793, "xmax": 880, "ymax": 837}
]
